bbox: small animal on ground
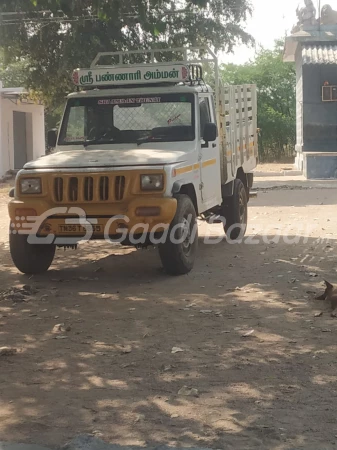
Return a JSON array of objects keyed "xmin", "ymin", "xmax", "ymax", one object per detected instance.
[{"xmin": 316, "ymin": 280, "xmax": 337, "ymax": 315}]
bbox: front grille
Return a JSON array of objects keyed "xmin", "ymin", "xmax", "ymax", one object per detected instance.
[
  {"xmin": 99, "ymin": 176, "xmax": 109, "ymax": 201},
  {"xmin": 69, "ymin": 177, "xmax": 78, "ymax": 201},
  {"xmin": 54, "ymin": 178, "xmax": 63, "ymax": 202},
  {"xmin": 115, "ymin": 176, "xmax": 125, "ymax": 201},
  {"xmin": 53, "ymin": 175, "xmax": 126, "ymax": 203},
  {"xmin": 84, "ymin": 177, "xmax": 94, "ymax": 201}
]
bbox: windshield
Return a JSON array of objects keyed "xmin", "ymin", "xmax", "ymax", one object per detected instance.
[{"xmin": 58, "ymin": 93, "xmax": 195, "ymax": 146}]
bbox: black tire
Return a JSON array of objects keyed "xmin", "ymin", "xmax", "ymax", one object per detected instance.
[
  {"xmin": 10, "ymin": 230, "xmax": 56, "ymax": 274},
  {"xmin": 246, "ymin": 186, "xmax": 250, "ymax": 202},
  {"xmin": 222, "ymin": 179, "xmax": 248, "ymax": 241},
  {"xmin": 158, "ymin": 194, "xmax": 198, "ymax": 275}
]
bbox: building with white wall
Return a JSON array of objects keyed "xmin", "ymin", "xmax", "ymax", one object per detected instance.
[{"xmin": 0, "ymin": 81, "xmax": 45, "ymax": 179}]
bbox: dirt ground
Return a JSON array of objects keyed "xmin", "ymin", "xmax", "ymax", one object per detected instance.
[
  {"xmin": 253, "ymin": 163, "xmax": 295, "ymax": 173},
  {"xmin": 1, "ymin": 180, "xmax": 337, "ymax": 450}
]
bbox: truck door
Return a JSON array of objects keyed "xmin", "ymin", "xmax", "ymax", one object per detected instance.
[{"xmin": 198, "ymin": 94, "xmax": 222, "ymax": 210}]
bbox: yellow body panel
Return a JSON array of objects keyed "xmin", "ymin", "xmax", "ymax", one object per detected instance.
[{"xmin": 9, "ymin": 170, "xmax": 177, "ymax": 239}]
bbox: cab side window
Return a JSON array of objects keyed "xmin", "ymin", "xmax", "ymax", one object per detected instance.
[{"xmin": 199, "ymin": 97, "xmax": 211, "ymax": 140}]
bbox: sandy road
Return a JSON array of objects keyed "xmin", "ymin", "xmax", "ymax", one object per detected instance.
[{"xmin": 0, "ymin": 182, "xmax": 337, "ymax": 449}]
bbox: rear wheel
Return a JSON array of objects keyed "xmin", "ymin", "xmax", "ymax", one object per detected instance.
[
  {"xmin": 158, "ymin": 195, "xmax": 198, "ymax": 275},
  {"xmin": 222, "ymin": 179, "xmax": 248, "ymax": 241},
  {"xmin": 10, "ymin": 229, "xmax": 56, "ymax": 274}
]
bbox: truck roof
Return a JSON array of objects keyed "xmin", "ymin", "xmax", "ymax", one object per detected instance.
[{"xmin": 67, "ymin": 83, "xmax": 213, "ymax": 98}]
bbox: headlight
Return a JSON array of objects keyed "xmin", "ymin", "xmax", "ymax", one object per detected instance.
[
  {"xmin": 20, "ymin": 178, "xmax": 42, "ymax": 194},
  {"xmin": 141, "ymin": 174, "xmax": 164, "ymax": 191}
]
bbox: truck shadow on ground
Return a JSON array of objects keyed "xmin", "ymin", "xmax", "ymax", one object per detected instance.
[{"xmin": 0, "ymin": 232, "xmax": 336, "ymax": 449}]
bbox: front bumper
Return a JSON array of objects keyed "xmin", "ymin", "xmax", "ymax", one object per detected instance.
[{"xmin": 8, "ymin": 197, "xmax": 177, "ymax": 239}]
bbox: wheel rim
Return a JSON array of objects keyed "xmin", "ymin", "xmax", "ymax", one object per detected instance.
[
  {"xmin": 181, "ymin": 216, "xmax": 192, "ymax": 255},
  {"xmin": 239, "ymin": 189, "xmax": 246, "ymax": 224}
]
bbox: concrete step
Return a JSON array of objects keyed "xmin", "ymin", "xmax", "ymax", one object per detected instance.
[{"xmin": 253, "ymin": 170, "xmax": 302, "ymax": 178}]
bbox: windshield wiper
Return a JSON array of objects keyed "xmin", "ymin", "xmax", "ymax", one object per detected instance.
[
  {"xmin": 83, "ymin": 139, "xmax": 99, "ymax": 148},
  {"xmin": 137, "ymin": 136, "xmax": 165, "ymax": 147},
  {"xmin": 83, "ymin": 138, "xmax": 114, "ymax": 148}
]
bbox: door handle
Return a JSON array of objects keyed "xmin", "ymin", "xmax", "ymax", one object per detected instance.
[{"xmin": 212, "ymin": 143, "xmax": 216, "ymax": 148}]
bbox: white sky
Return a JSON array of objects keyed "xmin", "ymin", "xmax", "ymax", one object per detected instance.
[{"xmin": 221, "ymin": 0, "xmax": 327, "ymax": 64}]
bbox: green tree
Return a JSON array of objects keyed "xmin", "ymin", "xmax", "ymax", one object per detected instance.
[
  {"xmin": 0, "ymin": 51, "xmax": 63, "ymax": 132},
  {"xmin": 0, "ymin": 52, "xmax": 28, "ymax": 88},
  {"xmin": 221, "ymin": 40, "xmax": 296, "ymax": 161},
  {"xmin": 0, "ymin": 0, "xmax": 253, "ymax": 127}
]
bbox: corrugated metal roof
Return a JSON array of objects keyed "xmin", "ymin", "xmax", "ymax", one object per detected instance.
[{"xmin": 302, "ymin": 45, "xmax": 337, "ymax": 64}]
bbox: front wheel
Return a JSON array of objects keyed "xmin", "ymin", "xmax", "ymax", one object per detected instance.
[
  {"xmin": 10, "ymin": 230, "xmax": 56, "ymax": 274},
  {"xmin": 158, "ymin": 195, "xmax": 198, "ymax": 275},
  {"xmin": 222, "ymin": 179, "xmax": 248, "ymax": 241}
]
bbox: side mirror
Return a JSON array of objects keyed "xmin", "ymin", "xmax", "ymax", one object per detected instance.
[
  {"xmin": 203, "ymin": 122, "xmax": 217, "ymax": 143},
  {"xmin": 9, "ymin": 188, "xmax": 15, "ymax": 198},
  {"xmin": 47, "ymin": 129, "xmax": 58, "ymax": 149}
]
